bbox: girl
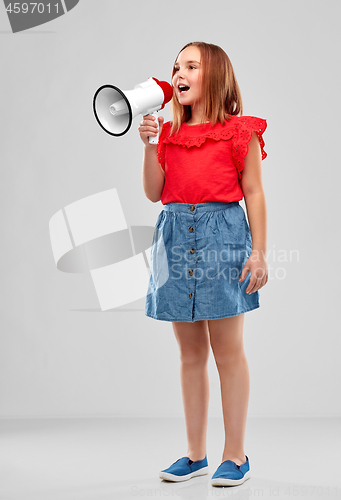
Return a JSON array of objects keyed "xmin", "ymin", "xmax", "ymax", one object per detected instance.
[{"xmin": 138, "ymin": 41, "xmax": 268, "ymax": 487}]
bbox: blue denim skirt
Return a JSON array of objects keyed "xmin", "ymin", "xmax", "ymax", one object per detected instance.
[{"xmin": 145, "ymin": 201, "xmax": 259, "ymax": 322}]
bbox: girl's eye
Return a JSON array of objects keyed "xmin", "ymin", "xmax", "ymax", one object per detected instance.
[{"xmin": 173, "ymin": 65, "xmax": 197, "ymax": 72}]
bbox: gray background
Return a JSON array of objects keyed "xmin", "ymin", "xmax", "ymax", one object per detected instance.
[{"xmin": 1, "ymin": 0, "xmax": 340, "ymax": 419}]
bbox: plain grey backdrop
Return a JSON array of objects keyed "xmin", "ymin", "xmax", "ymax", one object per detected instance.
[{"xmin": 1, "ymin": 0, "xmax": 340, "ymax": 419}]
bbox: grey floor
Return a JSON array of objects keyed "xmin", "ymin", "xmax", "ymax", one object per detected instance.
[{"xmin": 0, "ymin": 417, "xmax": 340, "ymax": 500}]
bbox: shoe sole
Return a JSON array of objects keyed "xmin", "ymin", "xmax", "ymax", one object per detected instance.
[
  {"xmin": 159, "ymin": 466, "xmax": 209, "ymax": 482},
  {"xmin": 211, "ymin": 470, "xmax": 251, "ymax": 486}
]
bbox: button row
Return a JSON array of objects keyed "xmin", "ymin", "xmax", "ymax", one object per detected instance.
[{"xmin": 189, "ymin": 206, "xmax": 195, "ymax": 299}]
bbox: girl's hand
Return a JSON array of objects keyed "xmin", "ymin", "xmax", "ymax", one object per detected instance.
[
  {"xmin": 239, "ymin": 250, "xmax": 268, "ymax": 294},
  {"xmin": 138, "ymin": 114, "xmax": 164, "ymax": 146}
]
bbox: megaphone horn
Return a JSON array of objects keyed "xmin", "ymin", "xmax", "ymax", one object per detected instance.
[{"xmin": 93, "ymin": 77, "xmax": 173, "ymax": 144}]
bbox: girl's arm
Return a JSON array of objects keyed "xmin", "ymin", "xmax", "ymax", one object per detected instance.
[
  {"xmin": 142, "ymin": 144, "xmax": 165, "ymax": 203},
  {"xmin": 240, "ymin": 132, "xmax": 267, "ymax": 255},
  {"xmin": 239, "ymin": 132, "xmax": 268, "ymax": 293},
  {"xmin": 139, "ymin": 114, "xmax": 165, "ymax": 203}
]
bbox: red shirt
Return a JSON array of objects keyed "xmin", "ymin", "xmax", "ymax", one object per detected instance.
[{"xmin": 157, "ymin": 115, "xmax": 267, "ymax": 205}]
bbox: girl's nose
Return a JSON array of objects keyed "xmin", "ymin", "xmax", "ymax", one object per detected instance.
[{"xmin": 173, "ymin": 74, "xmax": 183, "ymax": 86}]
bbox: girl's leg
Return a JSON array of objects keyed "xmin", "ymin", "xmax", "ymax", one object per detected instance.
[
  {"xmin": 172, "ymin": 320, "xmax": 210, "ymax": 462},
  {"xmin": 208, "ymin": 314, "xmax": 249, "ymax": 466}
]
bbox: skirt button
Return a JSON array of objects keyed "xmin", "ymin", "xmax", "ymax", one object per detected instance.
[
  {"xmin": 190, "ymin": 248, "xmax": 195, "ymax": 254},
  {"xmin": 189, "ymin": 293, "xmax": 193, "ymax": 298},
  {"xmin": 189, "ymin": 227, "xmax": 194, "ymax": 232},
  {"xmin": 190, "ymin": 205, "xmax": 195, "ymax": 211},
  {"xmin": 189, "ymin": 270, "xmax": 194, "ymax": 276}
]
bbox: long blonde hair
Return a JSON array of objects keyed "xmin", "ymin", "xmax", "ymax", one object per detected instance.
[{"xmin": 170, "ymin": 42, "xmax": 243, "ymax": 135}]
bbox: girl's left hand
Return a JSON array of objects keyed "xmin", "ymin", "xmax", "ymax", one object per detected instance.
[{"xmin": 238, "ymin": 250, "xmax": 268, "ymax": 294}]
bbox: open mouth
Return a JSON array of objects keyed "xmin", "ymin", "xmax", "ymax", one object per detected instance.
[{"xmin": 178, "ymin": 85, "xmax": 190, "ymax": 94}]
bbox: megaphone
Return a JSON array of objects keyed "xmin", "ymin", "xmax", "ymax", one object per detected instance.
[{"xmin": 93, "ymin": 77, "xmax": 173, "ymax": 144}]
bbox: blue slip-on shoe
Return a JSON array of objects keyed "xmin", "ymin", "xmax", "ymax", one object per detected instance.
[
  {"xmin": 159, "ymin": 455, "xmax": 209, "ymax": 482},
  {"xmin": 211, "ymin": 455, "xmax": 250, "ymax": 486}
]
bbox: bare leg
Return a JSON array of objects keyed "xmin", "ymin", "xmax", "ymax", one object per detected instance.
[
  {"xmin": 172, "ymin": 320, "xmax": 210, "ymax": 462},
  {"xmin": 208, "ymin": 314, "xmax": 249, "ymax": 466}
]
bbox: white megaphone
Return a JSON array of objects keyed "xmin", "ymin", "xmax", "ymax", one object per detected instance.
[{"xmin": 93, "ymin": 77, "xmax": 173, "ymax": 144}]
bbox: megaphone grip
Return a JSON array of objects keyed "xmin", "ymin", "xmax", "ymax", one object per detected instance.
[{"xmin": 148, "ymin": 111, "xmax": 159, "ymax": 145}]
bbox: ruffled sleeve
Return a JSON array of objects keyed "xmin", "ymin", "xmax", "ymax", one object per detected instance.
[
  {"xmin": 157, "ymin": 121, "xmax": 171, "ymax": 171},
  {"xmin": 232, "ymin": 116, "xmax": 267, "ymax": 180}
]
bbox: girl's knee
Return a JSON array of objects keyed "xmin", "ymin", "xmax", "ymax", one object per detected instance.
[
  {"xmin": 179, "ymin": 346, "xmax": 210, "ymax": 366},
  {"xmin": 173, "ymin": 321, "xmax": 210, "ymax": 365},
  {"xmin": 212, "ymin": 348, "xmax": 246, "ymax": 368}
]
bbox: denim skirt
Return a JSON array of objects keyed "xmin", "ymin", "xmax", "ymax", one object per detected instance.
[{"xmin": 145, "ymin": 201, "xmax": 259, "ymax": 322}]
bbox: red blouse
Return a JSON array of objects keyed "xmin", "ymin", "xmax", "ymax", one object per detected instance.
[{"xmin": 157, "ymin": 115, "xmax": 267, "ymax": 205}]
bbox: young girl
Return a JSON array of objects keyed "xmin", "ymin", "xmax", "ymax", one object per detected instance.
[{"xmin": 139, "ymin": 41, "xmax": 268, "ymax": 487}]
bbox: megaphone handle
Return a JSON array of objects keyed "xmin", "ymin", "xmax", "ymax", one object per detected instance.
[{"xmin": 148, "ymin": 111, "xmax": 159, "ymax": 145}]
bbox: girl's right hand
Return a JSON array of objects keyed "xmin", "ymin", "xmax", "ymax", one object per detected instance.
[{"xmin": 138, "ymin": 114, "xmax": 164, "ymax": 146}]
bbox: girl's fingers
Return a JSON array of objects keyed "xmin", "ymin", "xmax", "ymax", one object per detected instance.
[
  {"xmin": 246, "ymin": 269, "xmax": 268, "ymax": 294},
  {"xmin": 158, "ymin": 116, "xmax": 164, "ymax": 136},
  {"xmin": 139, "ymin": 126, "xmax": 157, "ymax": 134},
  {"xmin": 248, "ymin": 278, "xmax": 263, "ymax": 294},
  {"xmin": 138, "ymin": 119, "xmax": 158, "ymax": 132},
  {"xmin": 238, "ymin": 264, "xmax": 250, "ymax": 283},
  {"xmin": 246, "ymin": 280, "xmax": 255, "ymax": 294},
  {"xmin": 139, "ymin": 121, "xmax": 158, "ymax": 131},
  {"xmin": 141, "ymin": 115, "xmax": 157, "ymax": 126},
  {"xmin": 138, "ymin": 114, "xmax": 164, "ymax": 144}
]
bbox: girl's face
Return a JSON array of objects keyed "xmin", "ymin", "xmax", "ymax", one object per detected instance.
[{"xmin": 172, "ymin": 46, "xmax": 202, "ymax": 107}]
